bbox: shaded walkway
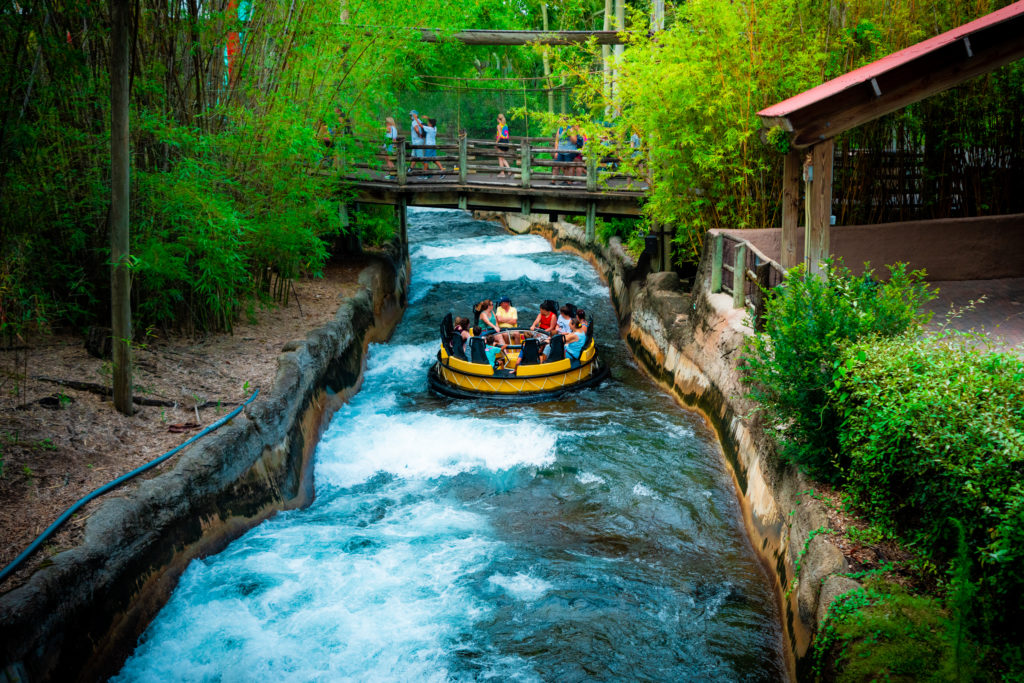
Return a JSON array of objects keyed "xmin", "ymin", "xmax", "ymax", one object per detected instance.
[{"xmin": 924, "ymin": 277, "xmax": 1024, "ymax": 355}]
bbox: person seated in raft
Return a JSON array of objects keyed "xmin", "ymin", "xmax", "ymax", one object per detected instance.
[
  {"xmin": 530, "ymin": 300, "xmax": 558, "ymax": 337},
  {"xmin": 454, "ymin": 316, "xmax": 472, "ymax": 355},
  {"xmin": 472, "ymin": 326, "xmax": 503, "ymax": 366},
  {"xmin": 554, "ymin": 304, "xmax": 574, "ymax": 336},
  {"xmin": 495, "ymin": 296, "xmax": 518, "ymax": 329},
  {"xmin": 574, "ymin": 307, "xmax": 589, "ymax": 334},
  {"xmin": 564, "ymin": 318, "xmax": 587, "ymax": 360},
  {"xmin": 474, "ymin": 299, "xmax": 507, "ymax": 345}
]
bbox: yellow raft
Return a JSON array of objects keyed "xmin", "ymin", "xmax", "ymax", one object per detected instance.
[{"xmin": 427, "ymin": 313, "xmax": 610, "ymax": 401}]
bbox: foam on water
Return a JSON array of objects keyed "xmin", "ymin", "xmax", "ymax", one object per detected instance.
[
  {"xmin": 316, "ymin": 412, "xmax": 557, "ymax": 489},
  {"xmin": 487, "ymin": 572, "xmax": 554, "ymax": 602},
  {"xmin": 412, "ymin": 254, "xmax": 578, "ymax": 287},
  {"xmin": 115, "ymin": 499, "xmax": 497, "ymax": 682},
  {"xmin": 632, "ymin": 482, "xmax": 659, "ymax": 498},
  {"xmin": 576, "ymin": 471, "xmax": 606, "ymax": 485},
  {"xmin": 413, "ymin": 234, "xmax": 551, "ymax": 260}
]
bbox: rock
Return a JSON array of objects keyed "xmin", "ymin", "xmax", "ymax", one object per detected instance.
[
  {"xmin": 797, "ymin": 535, "xmax": 849, "ymax": 625},
  {"xmin": 816, "ymin": 575, "xmax": 862, "ymax": 625},
  {"xmin": 647, "ymin": 271, "xmax": 680, "ymax": 292}
]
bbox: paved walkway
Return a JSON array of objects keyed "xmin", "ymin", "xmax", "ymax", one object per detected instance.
[{"xmin": 923, "ymin": 277, "xmax": 1024, "ymax": 355}]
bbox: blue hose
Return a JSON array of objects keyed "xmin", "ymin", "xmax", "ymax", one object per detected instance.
[{"xmin": 0, "ymin": 389, "xmax": 260, "ymax": 586}]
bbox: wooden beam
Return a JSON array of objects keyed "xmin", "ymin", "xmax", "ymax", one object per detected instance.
[
  {"xmin": 805, "ymin": 140, "xmax": 833, "ymax": 276},
  {"xmin": 416, "ymin": 29, "xmax": 625, "ymax": 45},
  {"xmin": 780, "ymin": 149, "xmax": 801, "ymax": 269}
]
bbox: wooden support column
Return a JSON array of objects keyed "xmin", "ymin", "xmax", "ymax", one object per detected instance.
[
  {"xmin": 585, "ymin": 203, "xmax": 596, "ymax": 243},
  {"xmin": 660, "ymin": 224, "xmax": 672, "ymax": 272},
  {"xmin": 586, "ymin": 155, "xmax": 597, "ymax": 192},
  {"xmin": 804, "ymin": 140, "xmax": 833, "ymax": 276},
  {"xmin": 781, "ymin": 148, "xmax": 801, "ymax": 269},
  {"xmin": 110, "ymin": 0, "xmax": 132, "ymax": 415},
  {"xmin": 396, "ymin": 196, "xmax": 408, "ymax": 257},
  {"xmin": 521, "ymin": 198, "xmax": 531, "ymax": 217},
  {"xmin": 542, "ymin": 4, "xmax": 554, "ymax": 114},
  {"xmin": 397, "ymin": 137, "xmax": 407, "ymax": 186},
  {"xmin": 602, "ymin": 0, "xmax": 612, "ymax": 120}
]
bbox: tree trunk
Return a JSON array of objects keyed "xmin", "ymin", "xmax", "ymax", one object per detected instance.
[{"xmin": 110, "ymin": 0, "xmax": 133, "ymax": 415}]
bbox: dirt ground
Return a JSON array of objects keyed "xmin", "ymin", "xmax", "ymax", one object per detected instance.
[{"xmin": 0, "ymin": 260, "xmax": 367, "ymax": 593}]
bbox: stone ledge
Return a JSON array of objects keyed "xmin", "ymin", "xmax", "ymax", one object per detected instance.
[{"xmin": 0, "ymin": 245, "xmax": 410, "ymax": 682}]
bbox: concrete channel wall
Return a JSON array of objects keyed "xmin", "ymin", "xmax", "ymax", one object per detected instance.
[
  {"xmin": 0, "ymin": 245, "xmax": 410, "ymax": 683},
  {"xmin": 483, "ymin": 211, "xmax": 857, "ymax": 681}
]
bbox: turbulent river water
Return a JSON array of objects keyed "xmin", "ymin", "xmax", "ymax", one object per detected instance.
[{"xmin": 114, "ymin": 209, "xmax": 785, "ymax": 682}]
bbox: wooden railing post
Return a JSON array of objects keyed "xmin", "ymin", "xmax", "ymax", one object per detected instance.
[
  {"xmin": 520, "ymin": 139, "xmax": 531, "ymax": 189},
  {"xmin": 397, "ymin": 137, "xmax": 407, "ymax": 186},
  {"xmin": 586, "ymin": 154, "xmax": 597, "ymax": 192},
  {"xmin": 733, "ymin": 243, "xmax": 747, "ymax": 308},
  {"xmin": 458, "ymin": 134, "xmax": 467, "ymax": 184},
  {"xmin": 711, "ymin": 233, "xmax": 724, "ymax": 293}
]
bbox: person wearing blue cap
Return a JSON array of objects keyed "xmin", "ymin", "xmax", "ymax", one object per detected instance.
[{"xmin": 495, "ymin": 296, "xmax": 517, "ymax": 330}]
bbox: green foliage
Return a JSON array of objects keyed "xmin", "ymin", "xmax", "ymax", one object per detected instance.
[
  {"xmin": 0, "ymin": 0, "xmax": 552, "ymax": 335},
  {"xmin": 815, "ymin": 580, "xmax": 977, "ymax": 682},
  {"xmin": 741, "ymin": 262, "xmax": 934, "ymax": 482},
  {"xmin": 831, "ymin": 331, "xmax": 1024, "ymax": 659}
]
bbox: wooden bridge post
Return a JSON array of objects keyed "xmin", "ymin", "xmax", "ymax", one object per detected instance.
[
  {"xmin": 520, "ymin": 139, "xmax": 531, "ymax": 189},
  {"xmin": 733, "ymin": 243, "xmax": 747, "ymax": 308},
  {"xmin": 396, "ymin": 196, "xmax": 408, "ymax": 257},
  {"xmin": 711, "ymin": 233, "xmax": 724, "ymax": 293},
  {"xmin": 586, "ymin": 154, "xmax": 597, "ymax": 192},
  {"xmin": 585, "ymin": 203, "xmax": 596, "ymax": 243},
  {"xmin": 397, "ymin": 137, "xmax": 407, "ymax": 186},
  {"xmin": 458, "ymin": 134, "xmax": 467, "ymax": 184}
]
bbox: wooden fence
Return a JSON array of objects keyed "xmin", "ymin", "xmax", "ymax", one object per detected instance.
[{"xmin": 709, "ymin": 231, "xmax": 786, "ymax": 331}]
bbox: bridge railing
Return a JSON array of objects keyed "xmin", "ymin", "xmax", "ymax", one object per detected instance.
[
  {"xmin": 336, "ymin": 134, "xmax": 645, "ymax": 193},
  {"xmin": 708, "ymin": 230, "xmax": 786, "ymax": 331}
]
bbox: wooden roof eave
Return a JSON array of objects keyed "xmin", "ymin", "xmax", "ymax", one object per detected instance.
[{"xmin": 758, "ymin": 5, "xmax": 1024, "ymax": 149}]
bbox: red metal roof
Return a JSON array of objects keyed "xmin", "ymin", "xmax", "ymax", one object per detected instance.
[{"xmin": 758, "ymin": 1, "xmax": 1024, "ymax": 146}]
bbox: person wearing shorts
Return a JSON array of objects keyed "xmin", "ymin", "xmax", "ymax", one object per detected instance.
[{"xmin": 496, "ymin": 113, "xmax": 511, "ymax": 177}]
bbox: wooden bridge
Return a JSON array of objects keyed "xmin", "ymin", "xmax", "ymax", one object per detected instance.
[{"xmin": 332, "ymin": 134, "xmax": 648, "ymax": 243}]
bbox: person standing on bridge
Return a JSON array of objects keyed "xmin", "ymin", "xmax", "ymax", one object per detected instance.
[
  {"xmin": 383, "ymin": 116, "xmax": 398, "ymax": 177},
  {"xmin": 495, "ymin": 113, "xmax": 511, "ymax": 177},
  {"xmin": 554, "ymin": 119, "xmax": 577, "ymax": 185},
  {"xmin": 423, "ymin": 117, "xmax": 445, "ymax": 176},
  {"xmin": 410, "ymin": 110, "xmax": 427, "ymax": 175}
]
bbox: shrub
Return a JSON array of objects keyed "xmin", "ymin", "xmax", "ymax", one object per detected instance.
[
  {"xmin": 832, "ymin": 333, "xmax": 1024, "ymax": 658},
  {"xmin": 815, "ymin": 580, "xmax": 977, "ymax": 682},
  {"xmin": 741, "ymin": 262, "xmax": 934, "ymax": 482}
]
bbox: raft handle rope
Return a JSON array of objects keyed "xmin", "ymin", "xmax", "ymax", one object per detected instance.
[{"xmin": 0, "ymin": 389, "xmax": 260, "ymax": 587}]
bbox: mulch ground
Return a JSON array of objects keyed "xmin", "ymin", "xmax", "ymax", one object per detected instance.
[{"xmin": 0, "ymin": 259, "xmax": 367, "ymax": 594}]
